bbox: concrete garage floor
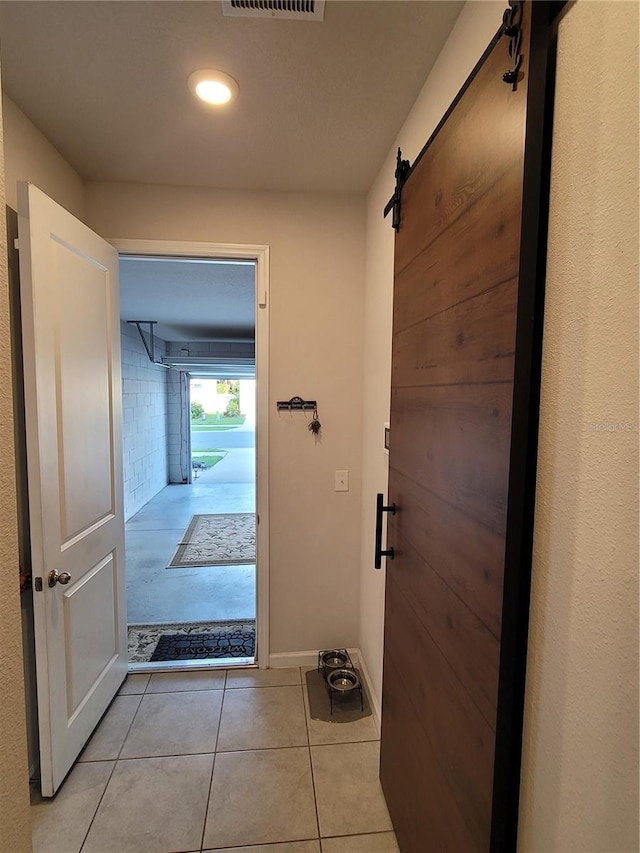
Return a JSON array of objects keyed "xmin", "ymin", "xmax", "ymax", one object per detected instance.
[{"xmin": 125, "ymin": 483, "xmax": 256, "ymax": 625}]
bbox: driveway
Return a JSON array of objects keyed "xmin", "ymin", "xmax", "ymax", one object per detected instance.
[{"xmin": 191, "ymin": 427, "xmax": 255, "ymax": 451}]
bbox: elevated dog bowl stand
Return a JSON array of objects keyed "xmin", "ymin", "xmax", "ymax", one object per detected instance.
[{"xmin": 317, "ymin": 648, "xmax": 364, "ymax": 715}]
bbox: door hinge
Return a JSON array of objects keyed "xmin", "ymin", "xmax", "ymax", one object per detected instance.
[
  {"xmin": 13, "ymin": 238, "xmax": 19, "ymax": 251},
  {"xmin": 383, "ymin": 148, "xmax": 411, "ymax": 232},
  {"xmin": 34, "ymin": 577, "xmax": 43, "ymax": 591}
]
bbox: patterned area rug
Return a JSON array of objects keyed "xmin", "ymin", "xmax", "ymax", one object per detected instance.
[
  {"xmin": 128, "ymin": 620, "xmax": 256, "ymax": 663},
  {"xmin": 168, "ymin": 513, "xmax": 256, "ymax": 568}
]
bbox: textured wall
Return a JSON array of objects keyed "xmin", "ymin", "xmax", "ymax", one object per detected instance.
[
  {"xmin": 518, "ymin": 3, "xmax": 639, "ymax": 850},
  {"xmin": 0, "ymin": 73, "xmax": 33, "ymax": 853},
  {"xmin": 120, "ymin": 320, "xmax": 169, "ymax": 519}
]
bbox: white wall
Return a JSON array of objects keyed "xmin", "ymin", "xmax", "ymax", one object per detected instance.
[
  {"xmin": 0, "ymin": 79, "xmax": 33, "ymax": 853},
  {"xmin": 360, "ymin": 0, "xmax": 639, "ymax": 850},
  {"xmin": 1, "ymin": 91, "xmax": 85, "ymax": 851},
  {"xmin": 518, "ymin": 3, "xmax": 639, "ymax": 850},
  {"xmin": 120, "ymin": 321, "xmax": 169, "ymax": 519},
  {"xmin": 2, "ymin": 96, "xmax": 84, "ymax": 219},
  {"xmin": 359, "ymin": 0, "xmax": 505, "ymax": 717},
  {"xmin": 86, "ymin": 182, "xmax": 366, "ymax": 655}
]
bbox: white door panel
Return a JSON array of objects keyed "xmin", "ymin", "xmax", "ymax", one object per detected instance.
[
  {"xmin": 63, "ymin": 553, "xmax": 118, "ymax": 716},
  {"xmin": 18, "ymin": 183, "xmax": 126, "ymax": 796},
  {"xmin": 56, "ymin": 244, "xmax": 114, "ymax": 539}
]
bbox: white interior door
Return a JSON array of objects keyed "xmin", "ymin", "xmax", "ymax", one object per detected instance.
[{"xmin": 18, "ymin": 183, "xmax": 127, "ymax": 796}]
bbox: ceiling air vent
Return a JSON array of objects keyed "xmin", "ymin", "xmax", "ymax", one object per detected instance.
[{"xmin": 222, "ymin": 0, "xmax": 325, "ymax": 21}]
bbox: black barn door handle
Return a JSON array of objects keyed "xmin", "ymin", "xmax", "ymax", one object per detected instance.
[{"xmin": 374, "ymin": 492, "xmax": 396, "ymax": 569}]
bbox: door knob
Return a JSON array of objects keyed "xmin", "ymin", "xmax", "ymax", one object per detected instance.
[{"xmin": 48, "ymin": 569, "xmax": 71, "ymax": 588}]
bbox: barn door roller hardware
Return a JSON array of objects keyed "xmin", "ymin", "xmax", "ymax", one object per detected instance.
[
  {"xmin": 126, "ymin": 321, "xmax": 172, "ymax": 368},
  {"xmin": 501, "ymin": 0, "xmax": 524, "ymax": 89},
  {"xmin": 383, "ymin": 148, "xmax": 411, "ymax": 231}
]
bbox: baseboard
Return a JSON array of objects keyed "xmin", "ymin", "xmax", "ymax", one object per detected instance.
[
  {"xmin": 269, "ymin": 646, "xmax": 382, "ymax": 734},
  {"xmin": 351, "ymin": 649, "xmax": 381, "ymax": 734},
  {"xmin": 269, "ymin": 650, "xmax": 319, "ymax": 669},
  {"xmin": 269, "ymin": 647, "xmax": 362, "ymax": 670}
]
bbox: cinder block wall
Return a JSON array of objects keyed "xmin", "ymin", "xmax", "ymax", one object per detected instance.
[
  {"xmin": 165, "ymin": 340, "xmax": 255, "ymax": 359},
  {"xmin": 166, "ymin": 368, "xmax": 189, "ymax": 484},
  {"xmin": 121, "ymin": 321, "xmax": 169, "ymax": 519}
]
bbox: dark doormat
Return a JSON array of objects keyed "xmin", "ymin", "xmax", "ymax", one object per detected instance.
[
  {"xmin": 151, "ymin": 625, "xmax": 255, "ymax": 661},
  {"xmin": 305, "ymin": 667, "xmax": 372, "ymax": 723}
]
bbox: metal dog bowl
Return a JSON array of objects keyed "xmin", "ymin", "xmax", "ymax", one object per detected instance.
[
  {"xmin": 320, "ymin": 649, "xmax": 349, "ymax": 670},
  {"xmin": 327, "ymin": 668, "xmax": 361, "ymax": 692}
]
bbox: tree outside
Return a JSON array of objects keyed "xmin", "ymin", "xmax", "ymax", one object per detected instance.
[{"xmin": 190, "ymin": 378, "xmax": 246, "ymax": 422}]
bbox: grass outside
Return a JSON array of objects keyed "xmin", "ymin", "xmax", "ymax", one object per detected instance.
[{"xmin": 191, "ymin": 452, "xmax": 226, "ymax": 469}]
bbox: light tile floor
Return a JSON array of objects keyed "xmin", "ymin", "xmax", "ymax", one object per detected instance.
[{"xmin": 31, "ymin": 668, "xmax": 399, "ymax": 853}]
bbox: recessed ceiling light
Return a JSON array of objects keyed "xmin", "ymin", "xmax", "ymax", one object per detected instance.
[{"xmin": 188, "ymin": 69, "xmax": 239, "ymax": 106}]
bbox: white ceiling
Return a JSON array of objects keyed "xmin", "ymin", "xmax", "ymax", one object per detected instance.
[
  {"xmin": 0, "ymin": 0, "xmax": 463, "ymax": 194},
  {"xmin": 0, "ymin": 0, "xmax": 464, "ymax": 340},
  {"xmin": 119, "ymin": 257, "xmax": 255, "ymax": 342}
]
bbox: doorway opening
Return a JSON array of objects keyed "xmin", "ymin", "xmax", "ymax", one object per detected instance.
[{"xmin": 115, "ymin": 242, "xmax": 269, "ymax": 670}]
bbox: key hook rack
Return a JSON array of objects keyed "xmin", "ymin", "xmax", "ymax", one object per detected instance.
[
  {"xmin": 276, "ymin": 396, "xmax": 317, "ymax": 413},
  {"xmin": 276, "ymin": 396, "xmax": 321, "ymax": 436}
]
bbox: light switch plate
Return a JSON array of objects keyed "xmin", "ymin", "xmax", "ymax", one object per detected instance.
[{"xmin": 335, "ymin": 470, "xmax": 349, "ymax": 492}]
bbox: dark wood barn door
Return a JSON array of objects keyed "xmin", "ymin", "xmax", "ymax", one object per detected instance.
[{"xmin": 380, "ymin": 3, "xmax": 556, "ymax": 851}]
